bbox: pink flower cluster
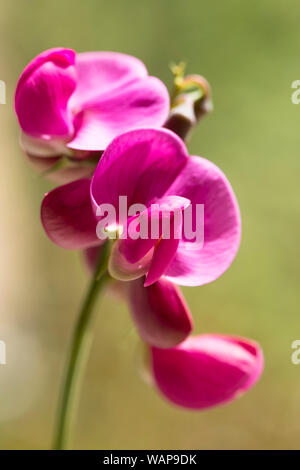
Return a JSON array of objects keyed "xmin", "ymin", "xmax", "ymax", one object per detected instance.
[{"xmin": 15, "ymin": 48, "xmax": 263, "ymax": 410}]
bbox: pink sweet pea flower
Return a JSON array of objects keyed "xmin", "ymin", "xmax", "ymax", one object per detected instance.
[
  {"xmin": 15, "ymin": 48, "xmax": 169, "ymax": 181},
  {"xmin": 90, "ymin": 128, "xmax": 241, "ymax": 288},
  {"xmin": 41, "ymin": 128, "xmax": 240, "ymax": 347},
  {"xmin": 150, "ymin": 334, "xmax": 264, "ymax": 409},
  {"xmin": 41, "ymin": 128, "xmax": 241, "ymax": 287}
]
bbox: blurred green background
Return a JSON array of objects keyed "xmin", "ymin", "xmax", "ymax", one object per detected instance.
[{"xmin": 0, "ymin": 0, "xmax": 299, "ymax": 450}]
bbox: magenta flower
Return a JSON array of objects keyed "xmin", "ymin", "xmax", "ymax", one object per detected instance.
[
  {"xmin": 40, "ymin": 127, "xmax": 263, "ymax": 410},
  {"xmin": 151, "ymin": 335, "xmax": 263, "ymax": 409},
  {"xmin": 15, "ymin": 48, "xmax": 169, "ymax": 180},
  {"xmin": 41, "ymin": 127, "xmax": 240, "ymax": 346}
]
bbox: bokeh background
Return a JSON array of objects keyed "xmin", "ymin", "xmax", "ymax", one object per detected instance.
[{"xmin": 0, "ymin": 0, "xmax": 299, "ymax": 450}]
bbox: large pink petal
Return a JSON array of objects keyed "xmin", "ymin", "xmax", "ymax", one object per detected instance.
[
  {"xmin": 165, "ymin": 156, "xmax": 241, "ymax": 286},
  {"xmin": 15, "ymin": 48, "xmax": 76, "ymax": 138},
  {"xmin": 151, "ymin": 334, "xmax": 263, "ymax": 409},
  {"xmin": 90, "ymin": 128, "xmax": 188, "ymax": 216},
  {"xmin": 68, "ymin": 77, "xmax": 170, "ymax": 151},
  {"xmin": 41, "ymin": 178, "xmax": 99, "ymax": 249},
  {"xmin": 129, "ymin": 278, "xmax": 193, "ymax": 348},
  {"xmin": 69, "ymin": 51, "xmax": 148, "ymax": 111}
]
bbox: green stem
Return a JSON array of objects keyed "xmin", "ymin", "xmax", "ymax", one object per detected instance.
[{"xmin": 52, "ymin": 242, "xmax": 110, "ymax": 450}]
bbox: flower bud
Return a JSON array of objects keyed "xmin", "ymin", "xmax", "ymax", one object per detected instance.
[
  {"xmin": 151, "ymin": 334, "xmax": 263, "ymax": 409},
  {"xmin": 165, "ymin": 64, "xmax": 212, "ymax": 141}
]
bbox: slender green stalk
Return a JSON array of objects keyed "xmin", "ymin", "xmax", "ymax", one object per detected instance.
[{"xmin": 53, "ymin": 242, "xmax": 110, "ymax": 450}]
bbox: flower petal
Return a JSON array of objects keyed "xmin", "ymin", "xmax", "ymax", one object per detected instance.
[
  {"xmin": 108, "ymin": 240, "xmax": 152, "ymax": 282},
  {"xmin": 119, "ymin": 195, "xmax": 190, "ymax": 265},
  {"xmin": 41, "ymin": 178, "xmax": 99, "ymax": 249},
  {"xmin": 144, "ymin": 212, "xmax": 182, "ymax": 286},
  {"xmin": 151, "ymin": 334, "xmax": 263, "ymax": 409},
  {"xmin": 90, "ymin": 128, "xmax": 188, "ymax": 216},
  {"xmin": 129, "ymin": 278, "xmax": 193, "ymax": 348},
  {"xmin": 69, "ymin": 51, "xmax": 148, "ymax": 111},
  {"xmin": 165, "ymin": 156, "xmax": 241, "ymax": 286},
  {"xmin": 68, "ymin": 78, "xmax": 170, "ymax": 151},
  {"xmin": 15, "ymin": 48, "xmax": 76, "ymax": 138}
]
